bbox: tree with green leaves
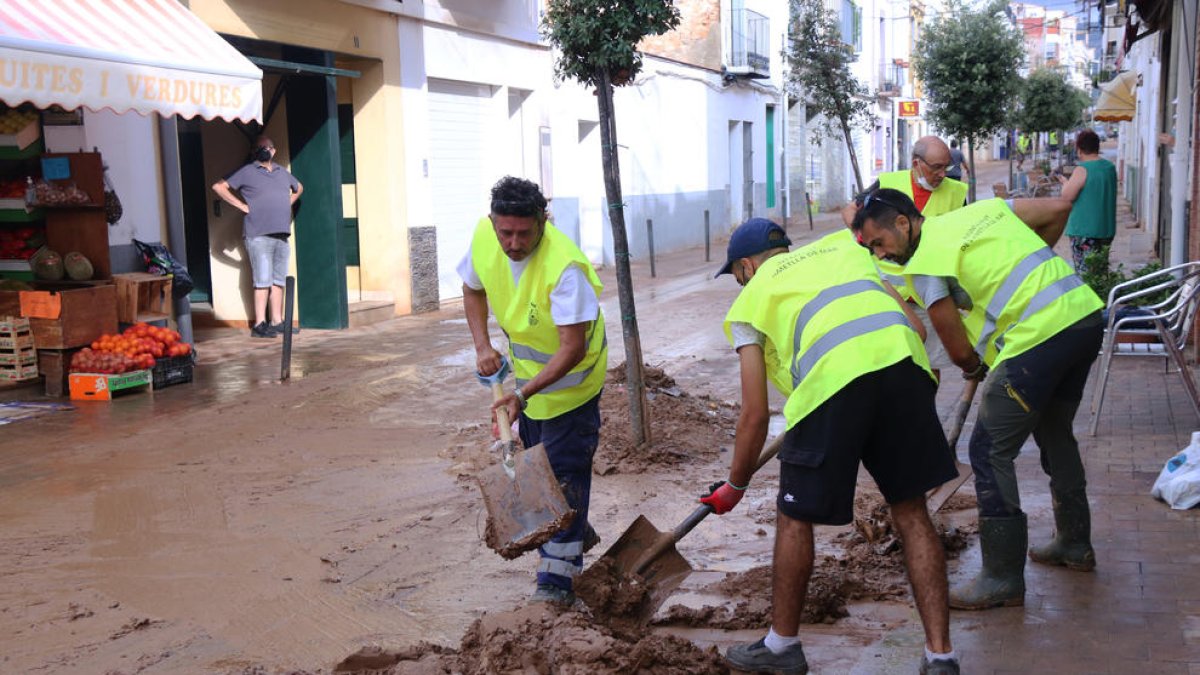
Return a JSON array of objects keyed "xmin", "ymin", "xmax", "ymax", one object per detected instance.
[
  {"xmin": 1016, "ymin": 68, "xmax": 1091, "ymax": 166},
  {"xmin": 541, "ymin": 0, "xmax": 680, "ymax": 448},
  {"xmin": 787, "ymin": 0, "xmax": 874, "ymax": 193},
  {"xmin": 914, "ymin": 0, "xmax": 1024, "ymax": 201}
]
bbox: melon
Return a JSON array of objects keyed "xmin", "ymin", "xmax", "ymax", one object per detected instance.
[
  {"xmin": 33, "ymin": 249, "xmax": 64, "ymax": 281},
  {"xmin": 64, "ymin": 251, "xmax": 93, "ymax": 280}
]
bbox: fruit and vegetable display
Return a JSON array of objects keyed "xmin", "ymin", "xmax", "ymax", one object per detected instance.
[
  {"xmin": 30, "ymin": 179, "xmax": 91, "ymax": 206},
  {"xmin": 0, "ymin": 178, "xmax": 26, "ymax": 199},
  {"xmin": 0, "ymin": 225, "xmax": 44, "ymax": 260},
  {"xmin": 0, "ymin": 108, "xmax": 37, "ymax": 135},
  {"xmin": 70, "ymin": 323, "xmax": 193, "ymax": 374}
]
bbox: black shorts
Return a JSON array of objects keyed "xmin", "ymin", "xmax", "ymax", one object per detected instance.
[{"xmin": 777, "ymin": 358, "xmax": 957, "ymax": 525}]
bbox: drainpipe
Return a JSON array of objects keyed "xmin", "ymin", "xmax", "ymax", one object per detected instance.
[
  {"xmin": 157, "ymin": 116, "xmax": 193, "ymax": 345},
  {"xmin": 1169, "ymin": 25, "xmax": 1193, "ymax": 267}
]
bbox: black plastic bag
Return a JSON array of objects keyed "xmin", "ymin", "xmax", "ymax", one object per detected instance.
[{"xmin": 132, "ymin": 239, "xmax": 194, "ymax": 299}]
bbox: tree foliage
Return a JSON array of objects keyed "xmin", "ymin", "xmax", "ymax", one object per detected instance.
[
  {"xmin": 914, "ymin": 0, "xmax": 1024, "ymax": 142},
  {"xmin": 1017, "ymin": 68, "xmax": 1091, "ymax": 133},
  {"xmin": 542, "ymin": 0, "xmax": 681, "ymax": 88},
  {"xmin": 786, "ymin": 0, "xmax": 874, "ymax": 192}
]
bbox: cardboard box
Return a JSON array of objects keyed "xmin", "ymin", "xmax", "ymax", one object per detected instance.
[
  {"xmin": 69, "ymin": 369, "xmax": 151, "ymax": 401},
  {"xmin": 0, "ymin": 362, "xmax": 38, "ymax": 381},
  {"xmin": 0, "ymin": 118, "xmax": 41, "ymax": 151},
  {"xmin": 0, "ymin": 282, "xmax": 118, "ymax": 349}
]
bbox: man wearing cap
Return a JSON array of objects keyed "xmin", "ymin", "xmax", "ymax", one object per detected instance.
[
  {"xmin": 841, "ymin": 136, "xmax": 969, "ymax": 380},
  {"xmin": 701, "ymin": 218, "xmax": 961, "ymax": 675},
  {"xmin": 850, "ymin": 189, "xmax": 1103, "ymax": 612},
  {"xmin": 459, "ymin": 176, "xmax": 608, "ymax": 606}
]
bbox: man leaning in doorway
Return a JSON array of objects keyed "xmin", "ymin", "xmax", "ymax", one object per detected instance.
[
  {"xmin": 841, "ymin": 135, "xmax": 968, "ymax": 379},
  {"xmin": 212, "ymin": 135, "xmax": 303, "ymax": 338}
]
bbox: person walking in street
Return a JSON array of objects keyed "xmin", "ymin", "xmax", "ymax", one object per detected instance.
[
  {"xmin": 212, "ymin": 136, "xmax": 303, "ymax": 338},
  {"xmin": 851, "ymin": 189, "xmax": 1105, "ymax": 611},
  {"xmin": 841, "ymin": 135, "xmax": 969, "ymax": 379},
  {"xmin": 459, "ymin": 176, "xmax": 607, "ymax": 606},
  {"xmin": 946, "ymin": 139, "xmax": 970, "ymax": 184},
  {"xmin": 1057, "ymin": 129, "xmax": 1117, "ymax": 273},
  {"xmin": 703, "ymin": 217, "xmax": 961, "ymax": 675},
  {"xmin": 1016, "ymin": 132, "xmax": 1031, "ymax": 170}
]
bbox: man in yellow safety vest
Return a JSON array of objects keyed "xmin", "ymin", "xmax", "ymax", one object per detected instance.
[
  {"xmin": 702, "ymin": 217, "xmax": 961, "ymax": 675},
  {"xmin": 460, "ymin": 176, "xmax": 608, "ymax": 606},
  {"xmin": 851, "ymin": 189, "xmax": 1104, "ymax": 611}
]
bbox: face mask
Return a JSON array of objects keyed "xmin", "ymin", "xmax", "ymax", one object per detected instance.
[
  {"xmin": 254, "ymin": 147, "xmax": 272, "ymax": 162},
  {"xmin": 914, "ymin": 171, "xmax": 935, "ymax": 191}
]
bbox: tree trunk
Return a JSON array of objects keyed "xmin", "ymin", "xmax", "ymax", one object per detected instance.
[
  {"xmin": 967, "ymin": 136, "xmax": 976, "ymax": 203},
  {"xmin": 841, "ymin": 118, "xmax": 865, "ymax": 194},
  {"xmin": 596, "ymin": 69, "xmax": 652, "ymax": 448}
]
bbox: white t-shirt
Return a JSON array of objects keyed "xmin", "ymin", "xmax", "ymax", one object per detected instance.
[{"xmin": 457, "ymin": 243, "xmax": 600, "ymax": 325}]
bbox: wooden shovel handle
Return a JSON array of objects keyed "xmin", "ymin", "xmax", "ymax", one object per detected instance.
[{"xmin": 492, "ymin": 381, "xmax": 513, "ymax": 443}]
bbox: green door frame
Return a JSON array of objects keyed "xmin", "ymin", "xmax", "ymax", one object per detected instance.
[{"xmin": 766, "ymin": 106, "xmax": 776, "ymax": 209}]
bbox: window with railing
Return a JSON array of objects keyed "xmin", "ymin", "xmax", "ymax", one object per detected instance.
[
  {"xmin": 728, "ymin": 5, "xmax": 770, "ymax": 75},
  {"xmin": 841, "ymin": 0, "xmax": 862, "ymax": 53}
]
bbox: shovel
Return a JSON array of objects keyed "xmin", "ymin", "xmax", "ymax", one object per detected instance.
[
  {"xmin": 475, "ymin": 358, "xmax": 576, "ymax": 560},
  {"xmin": 585, "ymin": 433, "xmax": 785, "ymax": 623},
  {"xmin": 926, "ymin": 379, "xmax": 979, "ymax": 513}
]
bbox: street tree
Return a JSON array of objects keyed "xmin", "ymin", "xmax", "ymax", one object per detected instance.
[
  {"xmin": 914, "ymin": 0, "xmax": 1024, "ymax": 201},
  {"xmin": 1017, "ymin": 68, "xmax": 1091, "ymax": 166},
  {"xmin": 541, "ymin": 0, "xmax": 680, "ymax": 448},
  {"xmin": 787, "ymin": 0, "xmax": 874, "ymax": 193}
]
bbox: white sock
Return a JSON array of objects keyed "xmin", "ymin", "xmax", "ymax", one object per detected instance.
[
  {"xmin": 764, "ymin": 627, "xmax": 801, "ymax": 654},
  {"xmin": 925, "ymin": 647, "xmax": 958, "ymax": 663}
]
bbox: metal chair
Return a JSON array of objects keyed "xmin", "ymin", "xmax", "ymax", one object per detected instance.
[{"xmin": 1089, "ymin": 261, "xmax": 1200, "ymax": 436}]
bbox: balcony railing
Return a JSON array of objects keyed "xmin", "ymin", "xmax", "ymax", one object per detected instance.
[
  {"xmin": 877, "ymin": 61, "xmax": 905, "ymax": 97},
  {"xmin": 727, "ymin": 7, "xmax": 770, "ymax": 78}
]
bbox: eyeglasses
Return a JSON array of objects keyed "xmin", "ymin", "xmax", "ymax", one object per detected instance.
[{"xmin": 916, "ymin": 155, "xmax": 949, "ymax": 173}]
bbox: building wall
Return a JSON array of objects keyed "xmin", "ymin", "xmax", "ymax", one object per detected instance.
[{"xmin": 640, "ymin": 0, "xmax": 723, "ymax": 70}]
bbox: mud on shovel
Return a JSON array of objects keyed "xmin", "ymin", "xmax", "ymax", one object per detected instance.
[
  {"xmin": 475, "ymin": 357, "xmax": 576, "ymax": 560},
  {"xmin": 588, "ymin": 433, "xmax": 786, "ymax": 623},
  {"xmin": 926, "ymin": 379, "xmax": 979, "ymax": 513}
]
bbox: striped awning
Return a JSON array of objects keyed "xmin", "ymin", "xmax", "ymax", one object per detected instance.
[
  {"xmin": 1094, "ymin": 71, "xmax": 1137, "ymax": 123},
  {"xmin": 0, "ymin": 0, "xmax": 262, "ymax": 123}
]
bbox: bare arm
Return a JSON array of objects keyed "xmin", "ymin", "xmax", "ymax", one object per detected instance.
[
  {"xmin": 463, "ymin": 284, "xmax": 501, "ymax": 376},
  {"xmin": 1057, "ymin": 165, "xmax": 1087, "ymax": 203},
  {"xmin": 883, "ymin": 280, "xmax": 926, "ymax": 341},
  {"xmin": 290, "ymin": 180, "xmax": 304, "ymax": 205},
  {"xmin": 1010, "ymin": 198, "xmax": 1073, "ymax": 247},
  {"xmin": 493, "ymin": 321, "xmax": 588, "ymax": 422},
  {"xmin": 927, "ymin": 296, "xmax": 976, "ymax": 371},
  {"xmin": 211, "ymin": 180, "xmax": 249, "ymax": 214},
  {"xmin": 728, "ymin": 344, "xmax": 770, "ymax": 488}
]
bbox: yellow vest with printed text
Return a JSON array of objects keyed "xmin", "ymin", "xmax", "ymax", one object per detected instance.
[
  {"xmin": 903, "ymin": 199, "xmax": 1103, "ymax": 367},
  {"xmin": 723, "ymin": 229, "xmax": 932, "ymax": 429},
  {"xmin": 875, "ymin": 170, "xmax": 968, "ymax": 299},
  {"xmin": 471, "ymin": 217, "xmax": 608, "ymax": 420}
]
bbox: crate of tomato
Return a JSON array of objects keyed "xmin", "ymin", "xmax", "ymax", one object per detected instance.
[{"xmin": 70, "ymin": 323, "xmax": 195, "ymax": 390}]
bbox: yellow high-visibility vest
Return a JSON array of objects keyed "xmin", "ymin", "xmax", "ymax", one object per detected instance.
[
  {"xmin": 875, "ymin": 170, "xmax": 969, "ymax": 299},
  {"xmin": 903, "ymin": 199, "xmax": 1103, "ymax": 366},
  {"xmin": 471, "ymin": 217, "xmax": 607, "ymax": 419},
  {"xmin": 724, "ymin": 229, "xmax": 931, "ymax": 428}
]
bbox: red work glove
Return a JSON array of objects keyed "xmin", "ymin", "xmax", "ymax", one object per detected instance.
[{"xmin": 700, "ymin": 480, "xmax": 746, "ymax": 515}]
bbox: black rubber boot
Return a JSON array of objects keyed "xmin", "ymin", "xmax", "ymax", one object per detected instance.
[
  {"xmin": 949, "ymin": 513, "xmax": 1027, "ymax": 610},
  {"xmin": 1029, "ymin": 491, "xmax": 1095, "ymax": 571}
]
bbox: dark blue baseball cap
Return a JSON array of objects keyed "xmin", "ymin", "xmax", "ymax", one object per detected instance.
[{"xmin": 715, "ymin": 218, "xmax": 791, "ymax": 277}]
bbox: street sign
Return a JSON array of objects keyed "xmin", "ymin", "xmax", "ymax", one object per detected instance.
[{"xmin": 898, "ymin": 100, "xmax": 920, "ymax": 117}]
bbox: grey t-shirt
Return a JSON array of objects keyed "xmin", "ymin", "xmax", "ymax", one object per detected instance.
[{"xmin": 225, "ymin": 162, "xmax": 300, "ymax": 237}]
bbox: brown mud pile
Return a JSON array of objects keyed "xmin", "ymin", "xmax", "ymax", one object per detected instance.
[
  {"xmin": 573, "ymin": 556, "xmax": 652, "ymax": 633},
  {"xmin": 655, "ymin": 491, "xmax": 977, "ymax": 631},
  {"xmin": 331, "ymin": 604, "xmax": 726, "ymax": 675},
  {"xmin": 595, "ymin": 363, "xmax": 739, "ymax": 475}
]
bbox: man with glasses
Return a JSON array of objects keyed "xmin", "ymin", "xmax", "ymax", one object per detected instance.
[
  {"xmin": 702, "ymin": 217, "xmax": 961, "ymax": 675},
  {"xmin": 459, "ymin": 176, "xmax": 607, "ymax": 606},
  {"xmin": 850, "ymin": 189, "xmax": 1104, "ymax": 612}
]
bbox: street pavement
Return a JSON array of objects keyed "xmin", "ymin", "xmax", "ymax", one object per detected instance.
[{"xmin": 3, "ymin": 154, "xmax": 1200, "ymax": 673}]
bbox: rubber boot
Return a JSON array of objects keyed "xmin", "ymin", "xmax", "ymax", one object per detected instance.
[
  {"xmin": 1028, "ymin": 491, "xmax": 1095, "ymax": 571},
  {"xmin": 949, "ymin": 513, "xmax": 1027, "ymax": 610}
]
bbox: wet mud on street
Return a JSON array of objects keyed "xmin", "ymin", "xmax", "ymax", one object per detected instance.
[{"xmin": 0, "ymin": 221, "xmax": 985, "ymax": 673}]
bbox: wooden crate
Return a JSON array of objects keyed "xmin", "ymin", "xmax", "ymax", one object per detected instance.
[
  {"xmin": 0, "ymin": 361, "xmax": 38, "ymax": 381},
  {"xmin": 114, "ymin": 273, "xmax": 171, "ymax": 324},
  {"xmin": 37, "ymin": 347, "xmax": 82, "ymax": 397},
  {"xmin": 0, "ymin": 282, "xmax": 118, "ymax": 349},
  {"xmin": 0, "ymin": 317, "xmax": 35, "ymax": 371}
]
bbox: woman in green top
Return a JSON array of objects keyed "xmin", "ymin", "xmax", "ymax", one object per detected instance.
[{"xmin": 1058, "ymin": 129, "xmax": 1117, "ymax": 272}]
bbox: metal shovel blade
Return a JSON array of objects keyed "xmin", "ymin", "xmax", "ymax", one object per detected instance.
[
  {"xmin": 590, "ymin": 515, "xmax": 693, "ymax": 624},
  {"xmin": 478, "ymin": 442, "xmax": 576, "ymax": 560}
]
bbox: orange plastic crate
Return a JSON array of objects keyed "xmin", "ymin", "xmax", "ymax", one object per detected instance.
[{"xmin": 68, "ymin": 370, "xmax": 151, "ymax": 401}]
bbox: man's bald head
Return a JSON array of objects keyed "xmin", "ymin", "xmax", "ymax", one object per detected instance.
[{"xmin": 911, "ymin": 135, "xmax": 951, "ymax": 189}]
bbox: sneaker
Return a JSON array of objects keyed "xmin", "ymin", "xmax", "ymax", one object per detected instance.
[
  {"xmin": 583, "ymin": 523, "xmax": 601, "ymax": 553},
  {"xmin": 920, "ymin": 657, "xmax": 961, "ymax": 675},
  {"xmin": 271, "ymin": 322, "xmax": 299, "ymax": 335},
  {"xmin": 726, "ymin": 637, "xmax": 808, "ymax": 674},
  {"xmin": 531, "ymin": 583, "xmax": 575, "ymax": 606},
  {"xmin": 250, "ymin": 321, "xmax": 278, "ymax": 338}
]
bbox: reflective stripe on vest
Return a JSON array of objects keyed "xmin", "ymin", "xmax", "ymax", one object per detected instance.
[
  {"xmin": 974, "ymin": 247, "xmax": 1057, "ymax": 354},
  {"xmin": 513, "ymin": 323, "xmax": 607, "ymax": 394},
  {"xmin": 994, "ymin": 275, "xmax": 1087, "ymax": 352},
  {"xmin": 791, "ymin": 310, "xmax": 911, "ymax": 388},
  {"xmin": 790, "ymin": 279, "xmax": 888, "ymax": 380}
]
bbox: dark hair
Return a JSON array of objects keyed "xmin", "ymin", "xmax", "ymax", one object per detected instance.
[
  {"xmin": 850, "ymin": 188, "xmax": 922, "ymax": 234},
  {"xmin": 490, "ymin": 176, "xmax": 548, "ymax": 219},
  {"xmin": 1075, "ymin": 129, "xmax": 1100, "ymax": 154},
  {"xmin": 950, "ymin": 139, "xmax": 959, "ymax": 149}
]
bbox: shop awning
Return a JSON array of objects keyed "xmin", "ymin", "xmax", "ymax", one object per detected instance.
[
  {"xmin": 0, "ymin": 0, "xmax": 262, "ymax": 123},
  {"xmin": 1094, "ymin": 71, "xmax": 1137, "ymax": 123}
]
